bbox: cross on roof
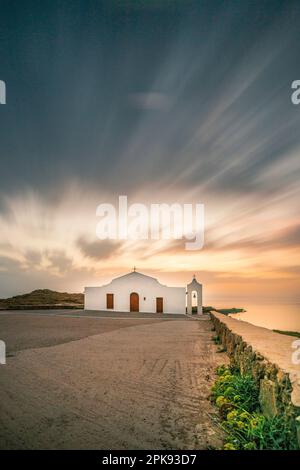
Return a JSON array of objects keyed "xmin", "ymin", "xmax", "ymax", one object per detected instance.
[{"xmin": 133, "ymin": 266, "xmax": 136, "ymax": 272}]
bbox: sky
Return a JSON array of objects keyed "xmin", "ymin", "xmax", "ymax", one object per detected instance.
[{"xmin": 0, "ymin": 0, "xmax": 300, "ymax": 304}]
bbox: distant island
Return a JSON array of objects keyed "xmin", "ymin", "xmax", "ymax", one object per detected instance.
[{"xmin": 202, "ymin": 306, "xmax": 246, "ymax": 315}]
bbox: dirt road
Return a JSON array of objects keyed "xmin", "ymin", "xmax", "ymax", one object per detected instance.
[{"xmin": 0, "ymin": 313, "xmax": 227, "ymax": 449}]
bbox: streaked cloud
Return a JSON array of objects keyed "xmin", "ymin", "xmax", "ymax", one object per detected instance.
[
  {"xmin": 0, "ymin": 1, "xmax": 300, "ymax": 301},
  {"xmin": 78, "ymin": 237, "xmax": 121, "ymax": 260},
  {"xmin": 129, "ymin": 92, "xmax": 171, "ymax": 111}
]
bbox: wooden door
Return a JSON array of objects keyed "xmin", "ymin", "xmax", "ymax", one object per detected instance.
[
  {"xmin": 156, "ymin": 297, "xmax": 163, "ymax": 313},
  {"xmin": 106, "ymin": 293, "xmax": 114, "ymax": 309},
  {"xmin": 130, "ymin": 292, "xmax": 139, "ymax": 312}
]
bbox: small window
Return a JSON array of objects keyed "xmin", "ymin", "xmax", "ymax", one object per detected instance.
[{"xmin": 106, "ymin": 293, "xmax": 114, "ymax": 309}]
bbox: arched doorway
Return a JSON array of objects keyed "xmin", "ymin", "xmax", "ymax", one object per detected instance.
[
  {"xmin": 192, "ymin": 290, "xmax": 198, "ymax": 314},
  {"xmin": 130, "ymin": 292, "xmax": 139, "ymax": 312}
]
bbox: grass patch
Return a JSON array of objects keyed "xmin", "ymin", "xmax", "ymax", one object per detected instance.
[
  {"xmin": 211, "ymin": 365, "xmax": 298, "ymax": 450},
  {"xmin": 273, "ymin": 330, "xmax": 300, "ymax": 338}
]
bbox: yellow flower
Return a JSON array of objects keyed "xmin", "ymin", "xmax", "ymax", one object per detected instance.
[
  {"xmin": 223, "ymin": 374, "xmax": 233, "ymax": 382},
  {"xmin": 237, "ymin": 421, "xmax": 245, "ymax": 429},
  {"xmin": 227, "ymin": 410, "xmax": 238, "ymax": 421},
  {"xmin": 224, "ymin": 443, "xmax": 237, "ymax": 450},
  {"xmin": 244, "ymin": 442, "xmax": 257, "ymax": 450},
  {"xmin": 216, "ymin": 396, "xmax": 227, "ymax": 408}
]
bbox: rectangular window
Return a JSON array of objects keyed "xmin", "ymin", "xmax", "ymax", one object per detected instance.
[{"xmin": 106, "ymin": 293, "xmax": 114, "ymax": 309}]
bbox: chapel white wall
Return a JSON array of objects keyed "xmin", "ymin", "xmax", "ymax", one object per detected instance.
[{"xmin": 85, "ymin": 275, "xmax": 185, "ymax": 314}]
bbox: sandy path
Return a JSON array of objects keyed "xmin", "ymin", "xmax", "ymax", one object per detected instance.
[
  {"xmin": 0, "ymin": 317, "xmax": 227, "ymax": 449},
  {"xmin": 0, "ymin": 313, "xmax": 166, "ymax": 353}
]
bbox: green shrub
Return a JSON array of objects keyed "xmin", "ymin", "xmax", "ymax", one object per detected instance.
[
  {"xmin": 211, "ymin": 365, "xmax": 259, "ymax": 412},
  {"xmin": 211, "ymin": 365, "xmax": 298, "ymax": 450},
  {"xmin": 223, "ymin": 409, "xmax": 297, "ymax": 450}
]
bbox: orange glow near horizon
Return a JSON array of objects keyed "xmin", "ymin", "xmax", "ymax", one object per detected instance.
[{"xmin": 0, "ymin": 181, "xmax": 299, "ymax": 304}]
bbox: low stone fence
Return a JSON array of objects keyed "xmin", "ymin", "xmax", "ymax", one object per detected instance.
[{"xmin": 210, "ymin": 312, "xmax": 300, "ymax": 447}]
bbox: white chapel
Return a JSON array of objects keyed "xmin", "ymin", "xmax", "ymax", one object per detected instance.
[{"xmin": 84, "ymin": 270, "xmax": 202, "ymax": 315}]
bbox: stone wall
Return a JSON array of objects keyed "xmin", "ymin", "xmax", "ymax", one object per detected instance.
[{"xmin": 210, "ymin": 312, "xmax": 300, "ymax": 447}]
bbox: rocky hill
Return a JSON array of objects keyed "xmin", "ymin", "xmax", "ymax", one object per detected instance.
[{"xmin": 0, "ymin": 289, "xmax": 84, "ymax": 310}]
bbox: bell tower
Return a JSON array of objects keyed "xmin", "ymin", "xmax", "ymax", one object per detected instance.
[{"xmin": 186, "ymin": 275, "xmax": 202, "ymax": 315}]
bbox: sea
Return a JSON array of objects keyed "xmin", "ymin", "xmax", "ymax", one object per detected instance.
[{"xmin": 212, "ymin": 301, "xmax": 300, "ymax": 332}]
